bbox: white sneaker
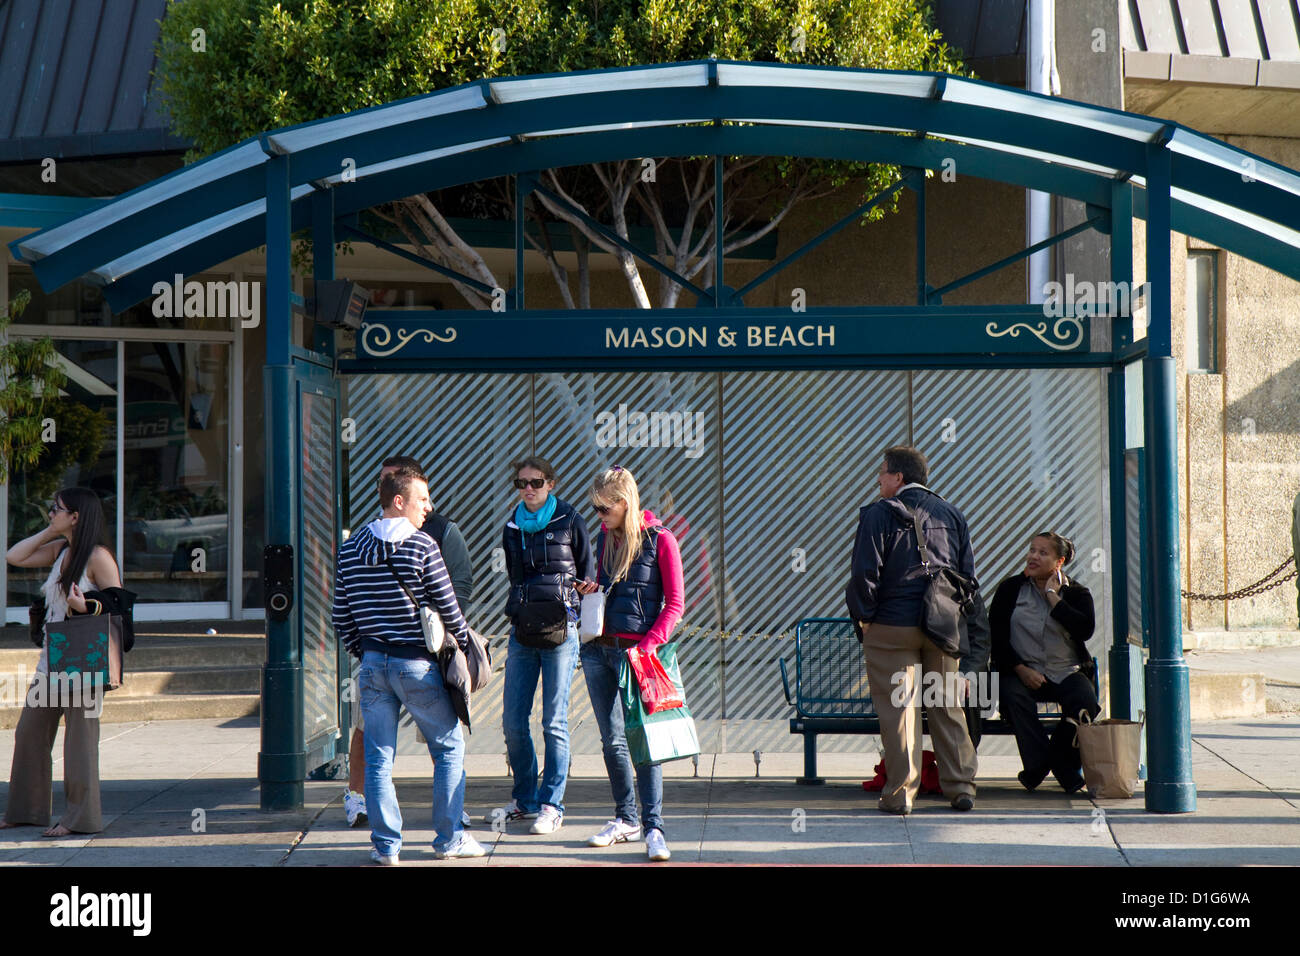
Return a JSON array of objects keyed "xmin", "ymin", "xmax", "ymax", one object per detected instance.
[
  {"xmin": 529, "ymin": 804, "xmax": 563, "ymax": 834},
  {"xmin": 588, "ymin": 819, "xmax": 642, "ymax": 847},
  {"xmin": 369, "ymin": 847, "xmax": 399, "ymax": 866},
  {"xmin": 434, "ymin": 833, "xmax": 487, "ymax": 859},
  {"xmin": 461, "ymin": 811, "xmax": 472, "ymax": 828},
  {"xmin": 483, "ymin": 799, "xmax": 536, "ymax": 824},
  {"xmin": 344, "ymin": 789, "xmax": 367, "ymax": 828},
  {"xmin": 646, "ymin": 828, "xmax": 671, "ymax": 862}
]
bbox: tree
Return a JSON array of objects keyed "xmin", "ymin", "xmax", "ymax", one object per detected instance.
[
  {"xmin": 156, "ymin": 0, "xmax": 965, "ymax": 309},
  {"xmin": 0, "ymin": 290, "xmax": 69, "ymax": 486}
]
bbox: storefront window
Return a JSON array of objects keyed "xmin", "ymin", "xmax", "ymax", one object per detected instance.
[
  {"xmin": 122, "ymin": 341, "xmax": 231, "ymax": 603},
  {"xmin": 5, "ymin": 339, "xmax": 118, "ymax": 608}
]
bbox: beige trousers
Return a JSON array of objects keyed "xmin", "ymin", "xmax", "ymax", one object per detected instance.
[
  {"xmin": 863, "ymin": 623, "xmax": 977, "ymax": 811},
  {"xmin": 3, "ymin": 679, "xmax": 103, "ymax": 832}
]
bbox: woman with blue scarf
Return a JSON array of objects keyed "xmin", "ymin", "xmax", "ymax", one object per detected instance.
[{"xmin": 484, "ymin": 455, "xmax": 594, "ymax": 835}]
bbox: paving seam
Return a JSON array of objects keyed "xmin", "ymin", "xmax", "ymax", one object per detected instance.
[
  {"xmin": 277, "ymin": 797, "xmax": 334, "ymax": 866},
  {"xmin": 1192, "ymin": 733, "xmax": 1300, "ymax": 811},
  {"xmin": 1094, "ymin": 796, "xmax": 1134, "ymax": 866},
  {"xmin": 695, "ymin": 754, "xmax": 716, "ymax": 863}
]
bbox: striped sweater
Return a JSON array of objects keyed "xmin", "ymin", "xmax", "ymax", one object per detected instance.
[{"xmin": 333, "ymin": 516, "xmax": 469, "ymax": 660}]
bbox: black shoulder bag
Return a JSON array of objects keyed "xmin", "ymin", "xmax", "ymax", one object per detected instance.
[{"xmin": 905, "ymin": 506, "xmax": 977, "ymax": 659}]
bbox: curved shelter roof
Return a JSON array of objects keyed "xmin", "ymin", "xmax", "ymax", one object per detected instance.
[{"xmin": 10, "ymin": 59, "xmax": 1300, "ymax": 312}]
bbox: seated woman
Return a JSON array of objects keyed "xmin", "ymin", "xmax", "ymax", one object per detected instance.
[{"xmin": 990, "ymin": 531, "xmax": 1099, "ymax": 793}]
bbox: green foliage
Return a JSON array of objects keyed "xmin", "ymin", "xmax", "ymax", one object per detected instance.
[
  {"xmin": 10, "ymin": 399, "xmax": 110, "ymax": 505},
  {"xmin": 0, "ymin": 290, "xmax": 71, "ymax": 485},
  {"xmin": 155, "ymin": 0, "xmax": 967, "ymax": 285},
  {"xmin": 157, "ymin": 0, "xmax": 964, "ymax": 157}
]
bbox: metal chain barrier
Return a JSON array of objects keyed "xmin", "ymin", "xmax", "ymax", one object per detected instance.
[{"xmin": 1181, "ymin": 555, "xmax": 1297, "ymax": 601}]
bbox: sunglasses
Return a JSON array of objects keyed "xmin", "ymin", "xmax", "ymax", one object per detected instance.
[
  {"xmin": 48, "ymin": 504, "xmax": 73, "ymax": 515},
  {"xmin": 592, "ymin": 502, "xmax": 621, "ymax": 515},
  {"xmin": 513, "ymin": 478, "xmax": 547, "ymax": 490}
]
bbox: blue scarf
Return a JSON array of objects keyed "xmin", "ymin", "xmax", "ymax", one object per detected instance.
[{"xmin": 514, "ymin": 495, "xmax": 558, "ymax": 534}]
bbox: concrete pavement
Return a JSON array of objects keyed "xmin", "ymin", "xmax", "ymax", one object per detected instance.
[{"xmin": 1, "ymin": 713, "xmax": 1296, "ymax": 866}]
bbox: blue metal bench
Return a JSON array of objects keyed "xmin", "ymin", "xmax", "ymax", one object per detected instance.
[{"xmin": 779, "ymin": 617, "xmax": 1094, "ymax": 784}]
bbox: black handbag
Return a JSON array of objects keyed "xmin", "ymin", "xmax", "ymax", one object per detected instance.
[
  {"xmin": 29, "ymin": 596, "xmax": 47, "ymax": 648},
  {"xmin": 905, "ymin": 506, "xmax": 976, "ymax": 659},
  {"xmin": 513, "ymin": 598, "xmax": 570, "ymax": 649}
]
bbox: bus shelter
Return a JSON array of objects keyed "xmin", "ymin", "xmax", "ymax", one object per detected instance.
[{"xmin": 14, "ymin": 61, "xmax": 1300, "ymax": 815}]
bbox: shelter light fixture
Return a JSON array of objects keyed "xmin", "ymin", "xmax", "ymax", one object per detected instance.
[{"xmin": 311, "ymin": 279, "xmax": 369, "ymax": 331}]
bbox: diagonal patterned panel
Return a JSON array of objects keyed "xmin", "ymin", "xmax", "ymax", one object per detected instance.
[
  {"xmin": 533, "ymin": 371, "xmax": 725, "ymax": 720},
  {"xmin": 1126, "ymin": 451, "xmax": 1144, "ymax": 644},
  {"xmin": 301, "ymin": 390, "xmax": 339, "ymax": 741},
  {"xmin": 346, "ymin": 367, "xmax": 1112, "ymax": 755},
  {"xmin": 914, "ymin": 368, "xmax": 1111, "ymax": 671},
  {"xmin": 719, "ymin": 370, "xmax": 908, "ymax": 733},
  {"xmin": 345, "ymin": 372, "xmax": 532, "ymax": 741}
]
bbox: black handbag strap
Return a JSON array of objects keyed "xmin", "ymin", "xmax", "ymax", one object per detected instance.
[
  {"xmin": 903, "ymin": 505, "xmax": 935, "ymax": 571},
  {"xmin": 383, "ymin": 556, "xmax": 425, "ymax": 611}
]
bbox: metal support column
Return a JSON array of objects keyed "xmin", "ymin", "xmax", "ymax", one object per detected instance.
[
  {"xmin": 914, "ymin": 171, "xmax": 927, "ymax": 305},
  {"xmin": 259, "ymin": 150, "xmax": 305, "ymax": 811},
  {"xmin": 714, "ymin": 155, "xmax": 724, "ymax": 306},
  {"xmin": 1107, "ymin": 180, "xmax": 1139, "ymax": 720},
  {"xmin": 1141, "ymin": 141, "xmax": 1196, "ymax": 813},
  {"xmin": 311, "ymin": 188, "xmax": 336, "ymax": 357}
]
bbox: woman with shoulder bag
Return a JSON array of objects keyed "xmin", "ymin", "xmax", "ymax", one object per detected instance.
[
  {"xmin": 486, "ymin": 456, "xmax": 593, "ymax": 834},
  {"xmin": 989, "ymin": 531, "xmax": 1099, "ymax": 794},
  {"xmin": 2, "ymin": 488, "xmax": 125, "ymax": 836},
  {"xmin": 575, "ymin": 466, "xmax": 685, "ymax": 863}
]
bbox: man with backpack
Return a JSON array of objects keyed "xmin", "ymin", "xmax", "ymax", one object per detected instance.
[{"xmin": 846, "ymin": 445, "xmax": 980, "ymax": 815}]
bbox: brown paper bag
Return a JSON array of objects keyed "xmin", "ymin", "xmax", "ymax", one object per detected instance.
[{"xmin": 1070, "ymin": 711, "xmax": 1143, "ymax": 798}]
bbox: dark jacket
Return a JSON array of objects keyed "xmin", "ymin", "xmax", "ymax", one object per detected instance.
[
  {"xmin": 989, "ymin": 573, "xmax": 1094, "ymax": 674},
  {"xmin": 597, "ymin": 522, "xmax": 667, "ymax": 635},
  {"xmin": 502, "ymin": 497, "xmax": 594, "ymax": 615},
  {"xmin": 79, "ymin": 587, "xmax": 139, "ymax": 653},
  {"xmin": 846, "ymin": 485, "xmax": 977, "ymax": 628},
  {"xmin": 422, "ymin": 511, "xmax": 473, "ymax": 613},
  {"xmin": 959, "ymin": 588, "xmax": 991, "ymax": 675}
]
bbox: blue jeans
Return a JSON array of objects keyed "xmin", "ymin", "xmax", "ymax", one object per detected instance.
[
  {"xmin": 579, "ymin": 642, "xmax": 664, "ymax": 835},
  {"xmin": 359, "ymin": 649, "xmax": 465, "ymax": 856},
  {"xmin": 502, "ymin": 624, "xmax": 579, "ymax": 813}
]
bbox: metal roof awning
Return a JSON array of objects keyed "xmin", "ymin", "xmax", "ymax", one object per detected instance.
[{"xmin": 9, "ymin": 60, "xmax": 1300, "ymax": 311}]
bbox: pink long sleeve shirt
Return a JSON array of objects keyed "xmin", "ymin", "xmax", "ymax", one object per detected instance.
[{"xmin": 604, "ymin": 512, "xmax": 686, "ymax": 650}]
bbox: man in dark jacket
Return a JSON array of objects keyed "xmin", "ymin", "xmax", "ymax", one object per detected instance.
[{"xmin": 846, "ymin": 445, "xmax": 979, "ymax": 814}]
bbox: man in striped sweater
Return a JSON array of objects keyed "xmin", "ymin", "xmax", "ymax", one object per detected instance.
[{"xmin": 332, "ymin": 466, "xmax": 484, "ymax": 863}]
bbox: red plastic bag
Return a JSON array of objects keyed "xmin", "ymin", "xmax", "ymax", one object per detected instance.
[
  {"xmin": 861, "ymin": 750, "xmax": 943, "ymax": 794},
  {"xmin": 626, "ymin": 646, "xmax": 685, "ymax": 714}
]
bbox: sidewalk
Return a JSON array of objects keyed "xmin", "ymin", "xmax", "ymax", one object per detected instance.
[{"xmin": 1, "ymin": 714, "xmax": 1296, "ymax": 866}]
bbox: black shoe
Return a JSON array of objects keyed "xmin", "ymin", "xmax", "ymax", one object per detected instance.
[
  {"xmin": 1062, "ymin": 775, "xmax": 1087, "ymax": 795},
  {"xmin": 950, "ymin": 794, "xmax": 974, "ymax": 812},
  {"xmin": 1018, "ymin": 770, "xmax": 1045, "ymax": 792}
]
